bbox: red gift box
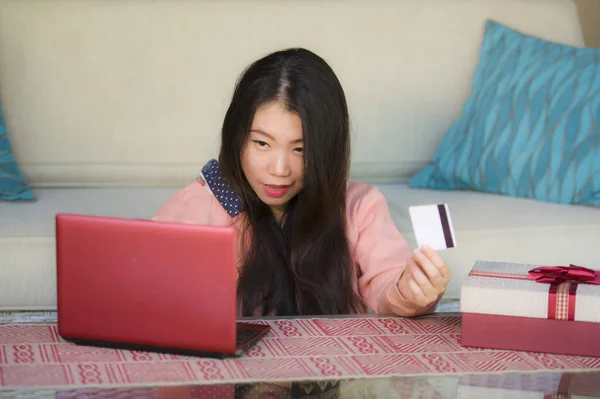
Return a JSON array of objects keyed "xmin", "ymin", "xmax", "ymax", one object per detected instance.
[{"xmin": 460, "ymin": 261, "xmax": 600, "ymax": 357}]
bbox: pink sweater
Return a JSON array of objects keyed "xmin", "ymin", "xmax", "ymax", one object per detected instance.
[{"xmin": 153, "ymin": 180, "xmax": 435, "ymax": 316}]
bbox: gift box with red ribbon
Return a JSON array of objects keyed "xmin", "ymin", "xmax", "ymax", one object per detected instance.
[{"xmin": 460, "ymin": 261, "xmax": 600, "ymax": 357}]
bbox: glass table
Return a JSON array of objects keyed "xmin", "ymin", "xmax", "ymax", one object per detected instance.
[{"xmin": 0, "ymin": 371, "xmax": 599, "ymax": 398}]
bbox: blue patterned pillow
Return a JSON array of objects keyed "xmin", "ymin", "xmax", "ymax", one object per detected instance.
[
  {"xmin": 409, "ymin": 20, "xmax": 600, "ymax": 206},
  {"xmin": 0, "ymin": 105, "xmax": 35, "ymax": 201}
]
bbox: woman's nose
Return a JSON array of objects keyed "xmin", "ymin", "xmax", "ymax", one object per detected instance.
[{"xmin": 268, "ymin": 152, "xmax": 292, "ymax": 177}]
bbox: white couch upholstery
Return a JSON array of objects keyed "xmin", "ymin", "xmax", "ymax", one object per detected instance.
[{"xmin": 1, "ymin": 0, "xmax": 598, "ymax": 310}]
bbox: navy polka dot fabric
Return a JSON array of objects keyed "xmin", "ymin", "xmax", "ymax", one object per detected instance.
[{"xmin": 201, "ymin": 159, "xmax": 243, "ymax": 217}]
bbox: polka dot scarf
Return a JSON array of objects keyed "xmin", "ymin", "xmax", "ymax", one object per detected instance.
[{"xmin": 199, "ymin": 159, "xmax": 243, "ymax": 218}]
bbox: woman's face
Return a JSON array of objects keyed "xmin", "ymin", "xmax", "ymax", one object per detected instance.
[{"xmin": 241, "ymin": 100, "xmax": 304, "ymax": 221}]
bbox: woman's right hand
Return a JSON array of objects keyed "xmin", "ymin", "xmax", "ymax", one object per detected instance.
[{"xmin": 396, "ymin": 244, "xmax": 451, "ymax": 313}]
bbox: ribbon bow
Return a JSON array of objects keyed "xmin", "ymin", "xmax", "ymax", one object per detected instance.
[{"xmin": 528, "ymin": 264, "xmax": 600, "ymax": 285}]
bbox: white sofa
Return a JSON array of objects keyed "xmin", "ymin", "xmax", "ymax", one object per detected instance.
[{"xmin": 1, "ymin": 0, "xmax": 599, "ymax": 311}]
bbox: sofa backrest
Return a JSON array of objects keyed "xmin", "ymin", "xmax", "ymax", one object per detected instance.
[{"xmin": 0, "ymin": 0, "xmax": 584, "ymax": 187}]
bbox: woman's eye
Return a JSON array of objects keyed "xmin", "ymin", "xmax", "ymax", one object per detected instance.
[
  {"xmin": 254, "ymin": 140, "xmax": 269, "ymax": 148},
  {"xmin": 294, "ymin": 147, "xmax": 304, "ymax": 154}
]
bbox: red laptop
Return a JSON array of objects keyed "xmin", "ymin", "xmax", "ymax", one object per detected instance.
[{"xmin": 55, "ymin": 213, "xmax": 270, "ymax": 358}]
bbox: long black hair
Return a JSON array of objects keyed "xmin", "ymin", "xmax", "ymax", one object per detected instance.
[{"xmin": 218, "ymin": 48, "xmax": 363, "ymax": 316}]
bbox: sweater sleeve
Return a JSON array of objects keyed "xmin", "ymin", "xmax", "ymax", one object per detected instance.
[{"xmin": 349, "ymin": 183, "xmax": 439, "ymax": 316}]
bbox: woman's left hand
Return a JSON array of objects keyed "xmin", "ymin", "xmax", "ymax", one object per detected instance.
[{"xmin": 396, "ymin": 244, "xmax": 451, "ymax": 310}]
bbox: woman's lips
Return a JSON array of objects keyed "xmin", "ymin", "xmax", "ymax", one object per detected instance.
[{"xmin": 263, "ymin": 184, "xmax": 290, "ymax": 198}]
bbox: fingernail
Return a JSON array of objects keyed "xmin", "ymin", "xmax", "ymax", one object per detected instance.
[
  {"xmin": 409, "ymin": 279, "xmax": 421, "ymax": 295},
  {"xmin": 414, "ymin": 272, "xmax": 427, "ymax": 285},
  {"xmin": 422, "ymin": 244, "xmax": 432, "ymax": 251}
]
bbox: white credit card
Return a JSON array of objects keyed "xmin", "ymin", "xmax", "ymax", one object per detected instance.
[{"xmin": 409, "ymin": 204, "xmax": 457, "ymax": 251}]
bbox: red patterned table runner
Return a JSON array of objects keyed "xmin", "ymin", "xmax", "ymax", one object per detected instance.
[{"xmin": 1, "ymin": 316, "xmax": 599, "ymax": 389}]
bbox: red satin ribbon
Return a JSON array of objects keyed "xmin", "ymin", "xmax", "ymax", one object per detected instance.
[
  {"xmin": 527, "ymin": 264, "xmax": 600, "ymax": 321},
  {"xmin": 528, "ymin": 264, "xmax": 600, "ymax": 285}
]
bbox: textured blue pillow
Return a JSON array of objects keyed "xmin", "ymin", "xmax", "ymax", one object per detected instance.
[
  {"xmin": 0, "ymin": 105, "xmax": 35, "ymax": 201},
  {"xmin": 409, "ymin": 20, "xmax": 600, "ymax": 206}
]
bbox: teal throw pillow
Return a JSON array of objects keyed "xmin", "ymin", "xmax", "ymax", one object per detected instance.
[
  {"xmin": 409, "ymin": 20, "xmax": 600, "ymax": 206},
  {"xmin": 0, "ymin": 105, "xmax": 35, "ymax": 201}
]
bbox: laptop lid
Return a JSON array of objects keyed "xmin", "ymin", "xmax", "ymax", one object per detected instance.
[{"xmin": 56, "ymin": 213, "xmax": 239, "ymax": 355}]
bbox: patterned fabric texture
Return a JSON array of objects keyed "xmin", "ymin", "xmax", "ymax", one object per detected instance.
[
  {"xmin": 1, "ymin": 316, "xmax": 600, "ymax": 389},
  {"xmin": 409, "ymin": 20, "xmax": 600, "ymax": 206},
  {"xmin": 0, "ymin": 105, "xmax": 34, "ymax": 201},
  {"xmin": 199, "ymin": 159, "xmax": 243, "ymax": 217}
]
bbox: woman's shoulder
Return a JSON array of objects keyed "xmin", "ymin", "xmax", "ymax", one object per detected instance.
[
  {"xmin": 152, "ymin": 159, "xmax": 243, "ymax": 225},
  {"xmin": 152, "ymin": 181, "xmax": 220, "ymax": 225}
]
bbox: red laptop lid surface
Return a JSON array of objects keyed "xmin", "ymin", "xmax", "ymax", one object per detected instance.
[{"xmin": 55, "ymin": 213, "xmax": 238, "ymax": 354}]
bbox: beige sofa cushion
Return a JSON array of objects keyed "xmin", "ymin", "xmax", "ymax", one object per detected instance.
[
  {"xmin": 379, "ymin": 185, "xmax": 600, "ymax": 295},
  {"xmin": 0, "ymin": 188, "xmax": 177, "ymax": 310},
  {"xmin": 2, "ymin": 185, "xmax": 598, "ymax": 310}
]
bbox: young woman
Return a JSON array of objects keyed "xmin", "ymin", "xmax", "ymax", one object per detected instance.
[{"xmin": 153, "ymin": 48, "xmax": 451, "ymax": 317}]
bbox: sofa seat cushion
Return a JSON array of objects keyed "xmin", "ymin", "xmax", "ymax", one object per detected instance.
[
  {"xmin": 1, "ymin": 185, "xmax": 599, "ymax": 310},
  {"xmin": 378, "ymin": 184, "xmax": 600, "ymax": 299},
  {"xmin": 0, "ymin": 188, "xmax": 178, "ymax": 310}
]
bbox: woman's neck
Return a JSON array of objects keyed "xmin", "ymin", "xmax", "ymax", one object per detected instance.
[{"xmin": 270, "ymin": 206, "xmax": 286, "ymax": 224}]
